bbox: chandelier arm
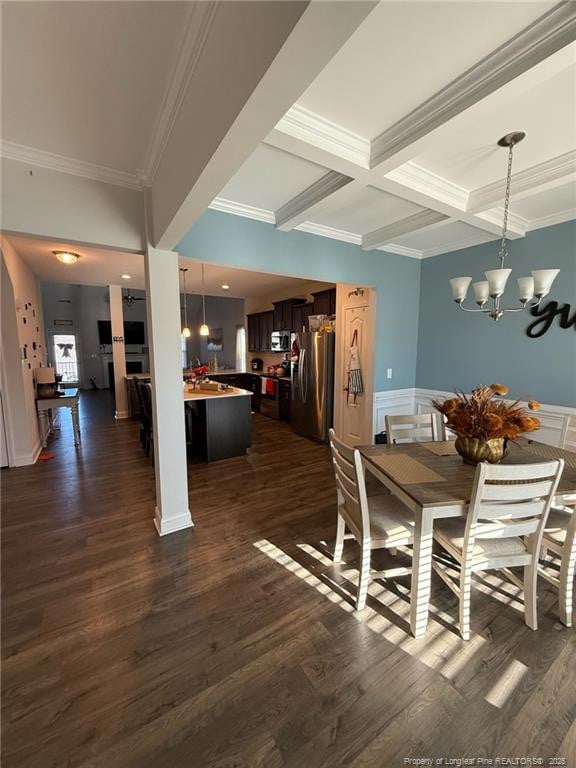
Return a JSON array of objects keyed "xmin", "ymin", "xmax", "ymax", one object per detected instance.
[{"xmin": 456, "ymin": 302, "xmax": 492, "ymax": 314}]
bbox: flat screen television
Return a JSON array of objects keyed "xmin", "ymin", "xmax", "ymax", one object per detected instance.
[{"xmin": 98, "ymin": 320, "xmax": 145, "ymax": 345}]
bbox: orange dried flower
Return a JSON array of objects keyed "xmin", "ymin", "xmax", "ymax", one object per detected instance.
[
  {"xmin": 485, "ymin": 413, "xmax": 504, "ymax": 433},
  {"xmin": 490, "ymin": 383, "xmax": 509, "ymax": 396},
  {"xmin": 528, "ymin": 400, "xmax": 541, "ymax": 412},
  {"xmin": 442, "ymin": 398, "xmax": 459, "ymax": 415}
]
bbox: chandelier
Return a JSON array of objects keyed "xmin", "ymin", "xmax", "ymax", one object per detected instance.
[{"xmin": 449, "ymin": 131, "xmax": 559, "ymax": 321}]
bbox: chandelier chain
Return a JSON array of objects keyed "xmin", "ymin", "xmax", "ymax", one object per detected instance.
[{"xmin": 498, "ymin": 142, "xmax": 514, "ymax": 268}]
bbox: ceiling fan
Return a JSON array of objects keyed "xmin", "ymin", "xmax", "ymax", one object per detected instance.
[{"xmin": 122, "ymin": 290, "xmax": 145, "ymax": 306}]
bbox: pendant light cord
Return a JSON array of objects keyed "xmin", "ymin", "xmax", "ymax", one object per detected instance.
[
  {"xmin": 183, "ymin": 269, "xmax": 188, "ymax": 330},
  {"xmin": 202, "ymin": 264, "xmax": 206, "ymax": 325}
]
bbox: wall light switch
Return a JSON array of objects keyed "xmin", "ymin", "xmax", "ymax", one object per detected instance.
[{"xmin": 387, "ymin": 368, "xmax": 393, "ymax": 380}]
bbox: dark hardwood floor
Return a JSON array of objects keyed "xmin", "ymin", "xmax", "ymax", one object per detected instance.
[{"xmin": 2, "ymin": 391, "xmax": 575, "ymax": 767}]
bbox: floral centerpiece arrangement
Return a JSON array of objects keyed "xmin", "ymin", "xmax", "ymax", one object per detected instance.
[{"xmin": 432, "ymin": 384, "xmax": 541, "ymax": 464}]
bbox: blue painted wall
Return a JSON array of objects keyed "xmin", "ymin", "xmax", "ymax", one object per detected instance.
[
  {"xmin": 178, "ymin": 209, "xmax": 421, "ymax": 391},
  {"xmin": 416, "ymin": 220, "xmax": 576, "ymax": 406}
]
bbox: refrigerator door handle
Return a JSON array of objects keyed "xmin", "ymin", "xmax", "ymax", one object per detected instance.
[{"xmin": 300, "ymin": 348, "xmax": 306, "ymax": 403}]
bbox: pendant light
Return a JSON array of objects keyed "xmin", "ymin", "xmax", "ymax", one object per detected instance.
[
  {"xmin": 449, "ymin": 131, "xmax": 559, "ymax": 321},
  {"xmin": 180, "ymin": 268, "xmax": 191, "ymax": 338},
  {"xmin": 199, "ymin": 263, "xmax": 209, "ymax": 337}
]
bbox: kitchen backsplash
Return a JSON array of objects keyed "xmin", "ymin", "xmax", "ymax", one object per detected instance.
[{"xmin": 247, "ymin": 351, "xmax": 287, "ymax": 371}]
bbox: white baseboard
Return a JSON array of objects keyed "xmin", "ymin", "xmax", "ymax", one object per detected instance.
[
  {"xmin": 373, "ymin": 387, "xmax": 576, "ymax": 447},
  {"xmin": 115, "ymin": 410, "xmax": 129, "ymax": 420},
  {"xmin": 12, "ymin": 436, "xmax": 43, "ymax": 467},
  {"xmin": 154, "ymin": 507, "xmax": 194, "ymax": 536}
]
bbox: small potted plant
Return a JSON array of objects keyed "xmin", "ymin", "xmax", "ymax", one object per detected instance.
[{"xmin": 433, "ymin": 384, "xmax": 541, "ymax": 465}]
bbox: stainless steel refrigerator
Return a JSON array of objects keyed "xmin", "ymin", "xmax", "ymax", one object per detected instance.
[{"xmin": 291, "ymin": 332, "xmax": 335, "ymax": 442}]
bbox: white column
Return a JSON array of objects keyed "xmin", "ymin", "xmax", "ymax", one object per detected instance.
[
  {"xmin": 145, "ymin": 246, "xmax": 192, "ymax": 536},
  {"xmin": 109, "ymin": 285, "xmax": 129, "ymax": 419}
]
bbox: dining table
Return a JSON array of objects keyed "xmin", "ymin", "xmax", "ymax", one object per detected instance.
[{"xmin": 359, "ymin": 438, "xmax": 576, "ymax": 639}]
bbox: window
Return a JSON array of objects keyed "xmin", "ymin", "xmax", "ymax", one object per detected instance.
[
  {"xmin": 53, "ymin": 334, "xmax": 79, "ymax": 383},
  {"xmin": 181, "ymin": 334, "xmax": 188, "ymax": 369},
  {"xmin": 236, "ymin": 326, "xmax": 246, "ymax": 372}
]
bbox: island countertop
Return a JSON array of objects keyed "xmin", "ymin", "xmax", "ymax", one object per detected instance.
[{"xmin": 183, "ymin": 385, "xmax": 252, "ymax": 402}]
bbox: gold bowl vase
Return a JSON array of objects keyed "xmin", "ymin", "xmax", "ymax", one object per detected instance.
[{"xmin": 454, "ymin": 437, "xmax": 507, "ymax": 465}]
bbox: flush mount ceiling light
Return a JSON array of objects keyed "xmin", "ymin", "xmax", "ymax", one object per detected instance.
[
  {"xmin": 449, "ymin": 131, "xmax": 559, "ymax": 321},
  {"xmin": 200, "ymin": 264, "xmax": 209, "ymax": 337},
  {"xmin": 180, "ymin": 267, "xmax": 191, "ymax": 338},
  {"xmin": 53, "ymin": 250, "xmax": 80, "ymax": 265},
  {"xmin": 120, "ymin": 274, "xmax": 131, "ymax": 280},
  {"xmin": 221, "ymin": 284, "xmax": 230, "ymax": 291}
]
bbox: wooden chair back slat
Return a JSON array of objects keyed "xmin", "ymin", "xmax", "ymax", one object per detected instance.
[
  {"xmin": 385, "ymin": 413, "xmax": 439, "ymax": 444},
  {"xmin": 329, "ymin": 429, "xmax": 369, "ymax": 540},
  {"xmin": 481, "ymin": 480, "xmax": 554, "ymax": 502},
  {"xmin": 465, "ymin": 460, "xmax": 564, "ymax": 557},
  {"xmin": 560, "ymin": 414, "xmax": 576, "ymax": 452}
]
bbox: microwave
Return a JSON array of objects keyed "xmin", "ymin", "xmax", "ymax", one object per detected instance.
[{"xmin": 271, "ymin": 331, "xmax": 291, "ymax": 352}]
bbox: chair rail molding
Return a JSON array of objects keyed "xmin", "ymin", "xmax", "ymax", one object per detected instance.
[{"xmin": 372, "ymin": 387, "xmax": 576, "ymax": 447}]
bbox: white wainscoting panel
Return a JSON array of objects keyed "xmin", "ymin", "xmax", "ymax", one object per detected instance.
[
  {"xmin": 373, "ymin": 389, "xmax": 416, "ymax": 438},
  {"xmin": 373, "ymin": 388, "xmax": 576, "ymax": 448}
]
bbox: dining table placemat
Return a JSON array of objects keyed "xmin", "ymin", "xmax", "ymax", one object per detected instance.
[
  {"xmin": 369, "ymin": 453, "xmax": 446, "ymax": 484},
  {"xmin": 421, "ymin": 440, "xmax": 458, "ymax": 456}
]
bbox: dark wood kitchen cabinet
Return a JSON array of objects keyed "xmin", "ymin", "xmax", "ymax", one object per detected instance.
[
  {"xmin": 273, "ymin": 299, "xmax": 307, "ymax": 331},
  {"xmin": 279, "ymin": 378, "xmax": 291, "ymax": 421},
  {"xmin": 291, "ymin": 302, "xmax": 313, "ymax": 333},
  {"xmin": 247, "ymin": 311, "xmax": 274, "ymax": 352},
  {"xmin": 312, "ymin": 288, "xmax": 336, "ymax": 316}
]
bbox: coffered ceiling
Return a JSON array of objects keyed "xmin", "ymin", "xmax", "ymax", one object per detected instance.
[
  {"xmin": 1, "ymin": 1, "xmax": 575, "ymax": 260},
  {"xmin": 212, "ymin": 3, "xmax": 576, "ymax": 258}
]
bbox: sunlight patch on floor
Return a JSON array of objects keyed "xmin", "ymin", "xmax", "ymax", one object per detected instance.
[
  {"xmin": 253, "ymin": 538, "xmax": 498, "ymax": 679},
  {"xmin": 484, "ymin": 658, "xmax": 528, "ymax": 708}
]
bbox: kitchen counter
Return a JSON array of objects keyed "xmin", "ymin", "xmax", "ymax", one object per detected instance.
[{"xmin": 183, "ymin": 386, "xmax": 252, "ymax": 401}]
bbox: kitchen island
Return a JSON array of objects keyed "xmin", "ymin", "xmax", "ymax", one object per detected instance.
[{"xmin": 184, "ymin": 385, "xmax": 252, "ymax": 462}]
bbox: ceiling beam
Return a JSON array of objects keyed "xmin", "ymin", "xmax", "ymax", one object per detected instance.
[
  {"xmin": 361, "ymin": 210, "xmax": 449, "ymax": 250},
  {"xmin": 151, "ymin": 0, "xmax": 378, "ymax": 251},
  {"xmin": 467, "ymin": 149, "xmax": 576, "ymax": 212},
  {"xmin": 369, "ymin": 2, "xmax": 576, "ymax": 171},
  {"xmin": 275, "ymin": 171, "xmax": 353, "ymax": 230}
]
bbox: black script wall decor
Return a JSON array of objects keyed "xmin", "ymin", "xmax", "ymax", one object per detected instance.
[{"xmin": 526, "ymin": 301, "xmax": 576, "ymax": 338}]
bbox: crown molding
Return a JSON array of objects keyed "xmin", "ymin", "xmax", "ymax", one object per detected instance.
[
  {"xmin": 1, "ymin": 140, "xmax": 144, "ymax": 190},
  {"xmin": 370, "ymin": 3, "xmax": 576, "ymax": 169},
  {"xmin": 362, "ymin": 210, "xmax": 448, "ymax": 250},
  {"xmin": 143, "ymin": 2, "xmax": 218, "ymax": 184},
  {"xmin": 526, "ymin": 208, "xmax": 576, "ymax": 231},
  {"xmin": 378, "ymin": 243, "xmax": 424, "ymax": 259},
  {"xmin": 295, "ymin": 221, "xmax": 361, "ymax": 246},
  {"xmin": 467, "ymin": 149, "xmax": 576, "ymax": 212},
  {"xmin": 208, "ymin": 197, "xmax": 275, "ymax": 224},
  {"xmin": 385, "ymin": 161, "xmax": 469, "ymax": 211},
  {"xmin": 275, "ymin": 104, "xmax": 370, "ymax": 169},
  {"xmin": 275, "ymin": 170, "xmax": 352, "ymax": 230},
  {"xmin": 475, "ymin": 207, "xmax": 528, "ymax": 238},
  {"xmin": 421, "ymin": 235, "xmax": 498, "ymax": 259}
]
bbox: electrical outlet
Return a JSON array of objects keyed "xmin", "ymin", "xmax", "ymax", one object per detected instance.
[{"xmin": 387, "ymin": 368, "xmax": 393, "ymax": 380}]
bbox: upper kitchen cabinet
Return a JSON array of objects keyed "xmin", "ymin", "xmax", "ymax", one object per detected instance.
[
  {"xmin": 292, "ymin": 302, "xmax": 313, "ymax": 333},
  {"xmin": 312, "ymin": 288, "xmax": 336, "ymax": 316},
  {"xmin": 273, "ymin": 298, "xmax": 307, "ymax": 331},
  {"xmin": 247, "ymin": 310, "xmax": 274, "ymax": 352}
]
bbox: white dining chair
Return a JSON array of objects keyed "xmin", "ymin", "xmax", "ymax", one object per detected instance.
[
  {"xmin": 559, "ymin": 414, "xmax": 576, "ymax": 452},
  {"xmin": 328, "ymin": 429, "xmax": 414, "ymax": 610},
  {"xmin": 539, "ymin": 505, "xmax": 576, "ymax": 627},
  {"xmin": 431, "ymin": 459, "xmax": 564, "ymax": 640},
  {"xmin": 385, "ymin": 413, "xmax": 442, "ymax": 444}
]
